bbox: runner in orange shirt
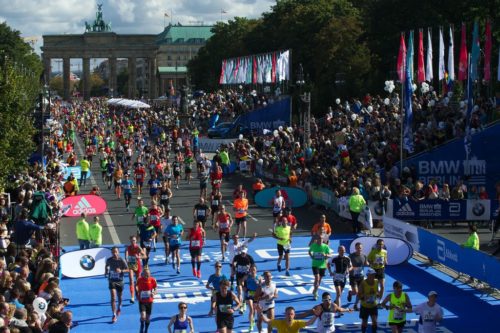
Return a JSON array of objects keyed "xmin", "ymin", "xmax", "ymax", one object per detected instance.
[
  {"xmin": 233, "ymin": 191, "xmax": 249, "ymax": 240},
  {"xmin": 310, "ymin": 215, "xmax": 332, "ymax": 245},
  {"xmin": 136, "ymin": 267, "xmax": 157, "ymax": 333}
]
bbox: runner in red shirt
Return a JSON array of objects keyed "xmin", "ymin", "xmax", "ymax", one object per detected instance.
[
  {"xmin": 148, "ymin": 202, "xmax": 162, "ymax": 251},
  {"xmin": 125, "ymin": 236, "xmax": 146, "ymax": 304},
  {"xmin": 189, "ymin": 220, "xmax": 206, "ymax": 278},
  {"xmin": 280, "ymin": 207, "xmax": 298, "ymax": 231},
  {"xmin": 136, "ymin": 267, "xmax": 157, "ymax": 333},
  {"xmin": 210, "ymin": 162, "xmax": 223, "ymax": 190},
  {"xmin": 134, "ymin": 163, "xmax": 146, "ymax": 195},
  {"xmin": 214, "ymin": 205, "xmax": 233, "ymax": 262}
]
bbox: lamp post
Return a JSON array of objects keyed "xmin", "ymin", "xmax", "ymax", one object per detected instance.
[{"xmin": 296, "ymin": 64, "xmax": 311, "ymax": 147}]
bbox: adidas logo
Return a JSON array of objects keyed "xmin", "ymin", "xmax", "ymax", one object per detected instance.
[
  {"xmin": 72, "ymin": 197, "xmax": 97, "ymax": 215},
  {"xmin": 396, "ymin": 203, "xmax": 415, "ymax": 216}
]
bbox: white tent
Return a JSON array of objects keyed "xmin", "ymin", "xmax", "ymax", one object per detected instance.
[{"xmin": 107, "ymin": 98, "xmax": 150, "ymax": 109}]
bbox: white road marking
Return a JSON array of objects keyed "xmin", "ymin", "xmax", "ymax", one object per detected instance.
[{"xmin": 75, "ymin": 138, "xmax": 121, "ymax": 244}]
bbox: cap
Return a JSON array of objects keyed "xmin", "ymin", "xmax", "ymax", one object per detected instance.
[
  {"xmin": 428, "ymin": 291, "xmax": 438, "ymax": 297},
  {"xmin": 240, "ymin": 247, "xmax": 248, "ymax": 254},
  {"xmin": 366, "ymin": 268, "xmax": 376, "ymax": 275}
]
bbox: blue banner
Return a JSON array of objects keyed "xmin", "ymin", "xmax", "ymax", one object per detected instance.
[
  {"xmin": 311, "ymin": 187, "xmax": 337, "ymax": 211},
  {"xmin": 235, "ymin": 97, "xmax": 291, "ymax": 133},
  {"xmin": 403, "ymin": 122, "xmax": 500, "ymax": 200},
  {"xmin": 417, "ymin": 227, "xmax": 500, "ymax": 289},
  {"xmin": 392, "ymin": 199, "xmax": 491, "ymax": 221}
]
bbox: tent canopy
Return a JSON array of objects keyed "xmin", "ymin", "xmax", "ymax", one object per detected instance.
[{"xmin": 107, "ymin": 98, "xmax": 150, "ymax": 109}]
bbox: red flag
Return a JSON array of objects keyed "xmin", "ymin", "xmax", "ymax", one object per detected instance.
[
  {"xmin": 219, "ymin": 59, "xmax": 226, "ymax": 84},
  {"xmin": 458, "ymin": 23, "xmax": 468, "ymax": 81},
  {"xmin": 417, "ymin": 29, "xmax": 425, "ymax": 82},
  {"xmin": 397, "ymin": 33, "xmax": 406, "ymax": 82},
  {"xmin": 252, "ymin": 56, "xmax": 257, "ymax": 84},
  {"xmin": 484, "ymin": 20, "xmax": 492, "ymax": 82}
]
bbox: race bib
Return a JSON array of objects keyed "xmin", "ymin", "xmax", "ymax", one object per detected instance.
[
  {"xmin": 334, "ymin": 273, "xmax": 346, "ymax": 282},
  {"xmin": 161, "ymin": 195, "xmax": 169, "ymax": 200},
  {"xmin": 219, "ymin": 304, "xmax": 232, "ymax": 313},
  {"xmin": 140, "ymin": 291, "xmax": 151, "ymax": 300},
  {"xmin": 197, "ymin": 210, "xmax": 206, "ymax": 217},
  {"xmin": 283, "ymin": 243, "xmax": 291, "ymax": 251},
  {"xmin": 191, "ymin": 240, "xmax": 201, "ymax": 247},
  {"xmin": 212, "ymin": 200, "xmax": 219, "ymax": 206},
  {"xmin": 313, "ymin": 252, "xmax": 324, "ymax": 260},
  {"xmin": 366, "ymin": 295, "xmax": 376, "ymax": 304},
  {"xmin": 323, "ymin": 312, "xmax": 334, "ymax": 327},
  {"xmin": 375, "ymin": 255, "xmax": 384, "ymax": 264},
  {"xmin": 393, "ymin": 308, "xmax": 404, "ymax": 321},
  {"xmin": 150, "ymin": 215, "xmax": 158, "ymax": 222},
  {"xmin": 137, "ymin": 216, "xmax": 145, "ymax": 223},
  {"xmin": 423, "ymin": 312, "xmax": 435, "ymax": 322},
  {"xmin": 219, "ymin": 222, "xmax": 228, "ymax": 229},
  {"xmin": 143, "ymin": 241, "xmax": 152, "ymax": 248},
  {"xmin": 109, "ymin": 271, "xmax": 121, "ymax": 280},
  {"xmin": 127, "ymin": 256, "xmax": 137, "ymax": 264},
  {"xmin": 352, "ymin": 267, "xmax": 364, "ymax": 277},
  {"xmin": 247, "ymin": 290, "xmax": 255, "ymax": 296},
  {"xmin": 237, "ymin": 265, "xmax": 248, "ymax": 273}
]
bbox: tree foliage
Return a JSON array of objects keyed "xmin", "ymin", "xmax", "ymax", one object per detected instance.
[{"xmin": 0, "ymin": 22, "xmax": 42, "ymax": 189}]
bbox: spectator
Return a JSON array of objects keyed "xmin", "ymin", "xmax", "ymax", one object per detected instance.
[
  {"xmin": 349, "ymin": 187, "xmax": 366, "ymax": 234},
  {"xmin": 75, "ymin": 213, "xmax": 90, "ymax": 250},
  {"xmin": 89, "ymin": 216, "xmax": 103, "ymax": 248}
]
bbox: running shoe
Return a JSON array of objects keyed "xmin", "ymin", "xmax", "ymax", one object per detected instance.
[
  {"xmin": 112, "ymin": 315, "xmax": 117, "ymax": 323},
  {"xmin": 130, "ymin": 298, "xmax": 135, "ymax": 304},
  {"xmin": 313, "ymin": 291, "xmax": 318, "ymax": 300},
  {"xmin": 172, "ymin": 261, "xmax": 175, "ymax": 269},
  {"xmin": 197, "ymin": 270, "xmax": 201, "ymax": 278},
  {"xmin": 193, "ymin": 268, "xmax": 197, "ymax": 277},
  {"xmin": 277, "ymin": 264, "xmax": 282, "ymax": 272},
  {"xmin": 285, "ymin": 270, "xmax": 290, "ymax": 276},
  {"xmin": 177, "ymin": 267, "xmax": 180, "ymax": 274},
  {"xmin": 354, "ymin": 304, "xmax": 359, "ymax": 311},
  {"xmin": 347, "ymin": 292, "xmax": 352, "ymax": 302},
  {"xmin": 116, "ymin": 308, "xmax": 121, "ymax": 316},
  {"xmin": 249, "ymin": 320, "xmax": 255, "ymax": 332}
]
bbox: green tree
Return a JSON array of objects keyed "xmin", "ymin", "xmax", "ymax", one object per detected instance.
[{"xmin": 0, "ymin": 23, "xmax": 42, "ymax": 189}]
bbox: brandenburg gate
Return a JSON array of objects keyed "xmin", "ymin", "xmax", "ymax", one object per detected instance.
[{"xmin": 41, "ymin": 5, "xmax": 158, "ymax": 100}]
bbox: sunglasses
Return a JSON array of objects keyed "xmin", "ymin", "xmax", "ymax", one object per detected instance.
[
  {"xmin": 215, "ymin": 266, "xmax": 222, "ymax": 268},
  {"xmin": 322, "ymin": 298, "xmax": 331, "ymax": 301},
  {"xmin": 179, "ymin": 306, "xmax": 187, "ymax": 309}
]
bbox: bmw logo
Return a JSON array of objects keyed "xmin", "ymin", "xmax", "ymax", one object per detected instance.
[
  {"xmin": 472, "ymin": 202, "xmax": 485, "ymax": 217},
  {"xmin": 80, "ymin": 255, "xmax": 95, "ymax": 271}
]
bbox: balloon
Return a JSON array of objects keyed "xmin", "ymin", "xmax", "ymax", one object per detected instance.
[
  {"xmin": 335, "ymin": 98, "xmax": 341, "ymax": 105},
  {"xmin": 367, "ymin": 106, "xmax": 373, "ymax": 113},
  {"xmin": 238, "ymin": 134, "xmax": 243, "ymax": 140},
  {"xmin": 351, "ymin": 114, "xmax": 357, "ymax": 121},
  {"xmin": 33, "ymin": 297, "xmax": 48, "ymax": 314},
  {"xmin": 384, "ymin": 98, "xmax": 390, "ymax": 105},
  {"xmin": 278, "ymin": 126, "xmax": 283, "ymax": 131},
  {"xmin": 459, "ymin": 101, "xmax": 465, "ymax": 108},
  {"xmin": 273, "ymin": 130, "xmax": 279, "ymax": 137}
]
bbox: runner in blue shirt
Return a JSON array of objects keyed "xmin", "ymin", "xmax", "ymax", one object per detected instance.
[
  {"xmin": 121, "ymin": 174, "xmax": 134, "ymax": 211},
  {"xmin": 166, "ymin": 216, "xmax": 184, "ymax": 274},
  {"xmin": 206, "ymin": 261, "xmax": 228, "ymax": 316}
]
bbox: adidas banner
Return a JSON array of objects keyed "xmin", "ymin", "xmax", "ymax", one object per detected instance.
[
  {"xmin": 391, "ymin": 199, "xmax": 490, "ymax": 221},
  {"xmin": 61, "ymin": 195, "xmax": 107, "ymax": 217},
  {"xmin": 60, "ymin": 247, "xmax": 112, "ymax": 278}
]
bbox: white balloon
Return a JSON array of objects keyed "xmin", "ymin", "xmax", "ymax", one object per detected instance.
[
  {"xmin": 238, "ymin": 134, "xmax": 243, "ymax": 140},
  {"xmin": 351, "ymin": 114, "xmax": 357, "ymax": 121},
  {"xmin": 367, "ymin": 106, "xmax": 373, "ymax": 113},
  {"xmin": 335, "ymin": 98, "xmax": 341, "ymax": 105},
  {"xmin": 412, "ymin": 84, "xmax": 417, "ymax": 91},
  {"xmin": 33, "ymin": 297, "xmax": 48, "ymax": 314},
  {"xmin": 278, "ymin": 126, "xmax": 283, "ymax": 131},
  {"xmin": 459, "ymin": 101, "xmax": 465, "ymax": 108},
  {"xmin": 273, "ymin": 130, "xmax": 279, "ymax": 137},
  {"xmin": 384, "ymin": 98, "xmax": 390, "ymax": 105}
]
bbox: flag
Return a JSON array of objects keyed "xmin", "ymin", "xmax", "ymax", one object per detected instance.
[
  {"xmin": 426, "ymin": 28, "xmax": 433, "ymax": 81},
  {"xmin": 484, "ymin": 20, "xmax": 492, "ymax": 82},
  {"xmin": 417, "ymin": 29, "xmax": 425, "ymax": 82},
  {"xmin": 396, "ymin": 33, "xmax": 406, "ymax": 82},
  {"xmin": 470, "ymin": 21, "xmax": 480, "ymax": 81},
  {"xmin": 447, "ymin": 26, "xmax": 455, "ymax": 81},
  {"xmin": 403, "ymin": 68, "xmax": 414, "ymax": 153},
  {"xmin": 219, "ymin": 59, "xmax": 226, "ymax": 84},
  {"xmin": 438, "ymin": 28, "xmax": 445, "ymax": 80},
  {"xmin": 464, "ymin": 55, "xmax": 473, "ymax": 157},
  {"xmin": 458, "ymin": 23, "xmax": 468, "ymax": 81},
  {"xmin": 406, "ymin": 31, "xmax": 414, "ymax": 82}
]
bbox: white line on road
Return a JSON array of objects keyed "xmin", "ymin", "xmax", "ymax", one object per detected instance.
[
  {"xmin": 75, "ymin": 139, "xmax": 121, "ymax": 244},
  {"xmin": 225, "ymin": 200, "xmax": 258, "ymax": 221}
]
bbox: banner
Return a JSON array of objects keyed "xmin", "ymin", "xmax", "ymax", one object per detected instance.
[
  {"xmin": 337, "ymin": 197, "xmax": 384, "ymax": 228},
  {"xmin": 383, "ymin": 216, "xmax": 420, "ymax": 252},
  {"xmin": 349, "ymin": 236, "xmax": 413, "ymax": 265},
  {"xmin": 392, "ymin": 199, "xmax": 490, "ymax": 221},
  {"xmin": 198, "ymin": 137, "xmax": 237, "ymax": 153},
  {"xmin": 403, "ymin": 122, "xmax": 500, "ymax": 200},
  {"xmin": 235, "ymin": 97, "xmax": 291, "ymax": 133},
  {"xmin": 61, "ymin": 195, "xmax": 107, "ymax": 217},
  {"xmin": 62, "ymin": 166, "xmax": 91, "ymax": 180},
  {"xmin": 311, "ymin": 188, "xmax": 338, "ymax": 212},
  {"xmin": 60, "ymin": 247, "xmax": 112, "ymax": 278},
  {"xmin": 254, "ymin": 187, "xmax": 307, "ymax": 208}
]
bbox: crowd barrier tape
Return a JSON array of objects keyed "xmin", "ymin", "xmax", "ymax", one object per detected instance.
[
  {"xmin": 349, "ymin": 236, "xmax": 413, "ymax": 265},
  {"xmin": 60, "ymin": 247, "xmax": 112, "ymax": 278},
  {"xmin": 254, "ymin": 186, "xmax": 307, "ymax": 208},
  {"xmin": 383, "ymin": 216, "xmax": 500, "ymax": 289}
]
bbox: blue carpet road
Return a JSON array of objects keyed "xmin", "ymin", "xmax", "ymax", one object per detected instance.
[{"xmin": 61, "ymin": 235, "xmax": 499, "ymax": 332}]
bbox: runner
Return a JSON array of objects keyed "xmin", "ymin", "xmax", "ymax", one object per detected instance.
[
  {"xmin": 106, "ymin": 157, "xmax": 116, "ymax": 190},
  {"xmin": 184, "ymin": 150, "xmax": 194, "ymax": 184},
  {"xmin": 199, "ymin": 163, "xmax": 209, "ymax": 199},
  {"xmin": 132, "ymin": 198, "xmax": 149, "ymax": 234},
  {"xmin": 148, "ymin": 202, "xmax": 162, "ymax": 251},
  {"xmin": 413, "ymin": 291, "xmax": 443, "ymax": 333},
  {"xmin": 134, "ymin": 162, "xmax": 147, "ymax": 195},
  {"xmin": 257, "ymin": 306, "xmax": 317, "ymax": 333},
  {"xmin": 232, "ymin": 184, "xmax": 248, "ymax": 200},
  {"xmin": 232, "ymin": 247, "xmax": 255, "ymax": 314},
  {"xmin": 125, "ymin": 235, "xmax": 146, "ymax": 304},
  {"xmin": 211, "ymin": 279, "xmax": 240, "ymax": 333},
  {"xmin": 255, "ymin": 270, "xmax": 278, "ymax": 333},
  {"xmin": 380, "ymin": 280, "xmax": 413, "ymax": 333},
  {"xmin": 281, "ymin": 207, "xmax": 298, "ymax": 231},
  {"xmin": 359, "ymin": 268, "xmax": 381, "ymax": 333},
  {"xmin": 166, "ymin": 216, "xmax": 184, "ymax": 274},
  {"xmin": 158, "ymin": 182, "xmax": 173, "ymax": 213},
  {"xmin": 214, "ymin": 205, "xmax": 233, "ymax": 262},
  {"xmin": 296, "ymin": 291, "xmax": 353, "ymax": 332},
  {"xmin": 309, "ymin": 236, "xmax": 331, "ymax": 300},
  {"xmin": 348, "ymin": 242, "xmax": 369, "ymax": 310},
  {"xmin": 193, "ymin": 197, "xmax": 211, "ymax": 230},
  {"xmin": 273, "ymin": 217, "xmax": 292, "ymax": 276},
  {"xmin": 311, "ymin": 215, "xmax": 332, "ymax": 245},
  {"xmin": 206, "ymin": 261, "xmax": 228, "ymax": 316},
  {"xmin": 167, "ymin": 302, "xmax": 195, "ymax": 333},
  {"xmin": 188, "ymin": 220, "xmax": 206, "ymax": 278},
  {"xmin": 113, "ymin": 164, "xmax": 124, "ymax": 199},
  {"xmin": 105, "ymin": 246, "xmax": 128, "ymax": 323},
  {"xmin": 136, "ymin": 267, "xmax": 157, "ymax": 333},
  {"xmin": 367, "ymin": 239, "xmax": 388, "ymax": 303},
  {"xmin": 210, "ymin": 161, "xmax": 223, "ymax": 190},
  {"xmin": 228, "ymin": 233, "xmax": 257, "ymax": 290},
  {"xmin": 121, "ymin": 174, "xmax": 134, "ymax": 211},
  {"xmin": 244, "ymin": 265, "xmax": 262, "ymax": 332},
  {"xmin": 138, "ymin": 221, "xmax": 156, "ymax": 267},
  {"xmin": 160, "ymin": 207, "xmax": 173, "ymax": 264},
  {"xmin": 272, "ymin": 190, "xmax": 286, "ymax": 225},
  {"xmin": 147, "ymin": 174, "xmax": 161, "ymax": 202},
  {"xmin": 172, "ymin": 156, "xmax": 182, "ymax": 189},
  {"xmin": 327, "ymin": 245, "xmax": 352, "ymax": 309},
  {"xmin": 210, "ymin": 187, "xmax": 223, "ymax": 228},
  {"xmin": 233, "ymin": 191, "xmax": 249, "ymax": 239}
]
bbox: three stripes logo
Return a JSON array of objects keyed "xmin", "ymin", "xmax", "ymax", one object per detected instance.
[
  {"xmin": 72, "ymin": 197, "xmax": 97, "ymax": 215},
  {"xmin": 396, "ymin": 202, "xmax": 415, "ymax": 217}
]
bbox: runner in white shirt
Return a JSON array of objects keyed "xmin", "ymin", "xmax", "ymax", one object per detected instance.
[
  {"xmin": 272, "ymin": 190, "xmax": 286, "ymax": 225},
  {"xmin": 160, "ymin": 207, "xmax": 173, "ymax": 264},
  {"xmin": 228, "ymin": 233, "xmax": 257, "ymax": 290},
  {"xmin": 413, "ymin": 291, "xmax": 444, "ymax": 333},
  {"xmin": 255, "ymin": 271, "xmax": 278, "ymax": 333}
]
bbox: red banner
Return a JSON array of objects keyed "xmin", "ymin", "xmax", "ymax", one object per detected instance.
[
  {"xmin": 458, "ymin": 23, "xmax": 468, "ymax": 81},
  {"xmin": 61, "ymin": 195, "xmax": 107, "ymax": 217}
]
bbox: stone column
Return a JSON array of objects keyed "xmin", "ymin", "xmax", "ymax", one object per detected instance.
[
  {"xmin": 128, "ymin": 57, "xmax": 136, "ymax": 98},
  {"xmin": 148, "ymin": 57, "xmax": 157, "ymax": 99},
  {"xmin": 109, "ymin": 57, "xmax": 117, "ymax": 97},
  {"xmin": 42, "ymin": 54, "xmax": 51, "ymax": 84},
  {"xmin": 82, "ymin": 57, "xmax": 91, "ymax": 100},
  {"xmin": 62, "ymin": 57, "xmax": 70, "ymax": 100}
]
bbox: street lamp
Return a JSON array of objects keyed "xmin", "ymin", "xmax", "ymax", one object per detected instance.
[{"xmin": 296, "ymin": 63, "xmax": 311, "ymax": 147}]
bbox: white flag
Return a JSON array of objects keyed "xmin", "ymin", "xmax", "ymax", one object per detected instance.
[
  {"xmin": 426, "ymin": 28, "xmax": 433, "ymax": 81},
  {"xmin": 438, "ymin": 28, "xmax": 445, "ymax": 80},
  {"xmin": 498, "ymin": 47, "xmax": 500, "ymax": 81},
  {"xmin": 448, "ymin": 26, "xmax": 455, "ymax": 81}
]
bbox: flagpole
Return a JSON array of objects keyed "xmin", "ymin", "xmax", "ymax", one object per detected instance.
[{"xmin": 400, "ymin": 79, "xmax": 404, "ymax": 178}]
